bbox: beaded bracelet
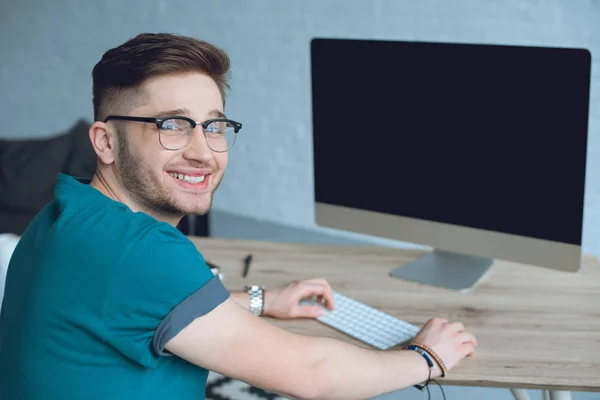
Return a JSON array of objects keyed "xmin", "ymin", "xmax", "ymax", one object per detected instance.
[
  {"xmin": 409, "ymin": 342, "xmax": 448, "ymax": 378},
  {"xmin": 403, "ymin": 345, "xmax": 435, "ymax": 391}
]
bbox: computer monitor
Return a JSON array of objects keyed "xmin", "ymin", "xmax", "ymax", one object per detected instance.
[{"xmin": 310, "ymin": 38, "xmax": 591, "ymax": 291}]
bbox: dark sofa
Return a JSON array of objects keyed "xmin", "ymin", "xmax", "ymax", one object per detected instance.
[{"xmin": 0, "ymin": 120, "xmax": 207, "ymax": 236}]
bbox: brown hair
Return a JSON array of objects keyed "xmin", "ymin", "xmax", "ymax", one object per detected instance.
[{"xmin": 92, "ymin": 33, "xmax": 231, "ymax": 121}]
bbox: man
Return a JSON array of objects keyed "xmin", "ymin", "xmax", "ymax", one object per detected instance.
[{"xmin": 0, "ymin": 33, "xmax": 477, "ymax": 399}]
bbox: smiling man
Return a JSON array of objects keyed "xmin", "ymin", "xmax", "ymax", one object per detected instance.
[{"xmin": 0, "ymin": 33, "xmax": 477, "ymax": 400}]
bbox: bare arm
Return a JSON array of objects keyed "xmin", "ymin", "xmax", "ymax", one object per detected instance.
[
  {"xmin": 230, "ymin": 291, "xmax": 250, "ymax": 311},
  {"xmin": 165, "ymin": 299, "xmax": 474, "ymax": 400}
]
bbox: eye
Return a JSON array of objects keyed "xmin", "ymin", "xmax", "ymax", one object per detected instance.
[
  {"xmin": 162, "ymin": 118, "xmax": 191, "ymax": 131},
  {"xmin": 205, "ymin": 121, "xmax": 231, "ymax": 135}
]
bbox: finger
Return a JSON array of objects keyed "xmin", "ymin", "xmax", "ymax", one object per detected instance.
[
  {"xmin": 461, "ymin": 342, "xmax": 477, "ymax": 357},
  {"xmin": 459, "ymin": 331, "xmax": 478, "ymax": 348},
  {"xmin": 303, "ymin": 279, "xmax": 333, "ymax": 300},
  {"xmin": 298, "ymin": 282, "xmax": 335, "ymax": 310},
  {"xmin": 321, "ymin": 288, "xmax": 335, "ymax": 310},
  {"xmin": 446, "ymin": 322, "xmax": 465, "ymax": 333},
  {"xmin": 429, "ymin": 317, "xmax": 448, "ymax": 326},
  {"xmin": 296, "ymin": 283, "xmax": 327, "ymax": 301},
  {"xmin": 306, "ymin": 278, "xmax": 332, "ymax": 290}
]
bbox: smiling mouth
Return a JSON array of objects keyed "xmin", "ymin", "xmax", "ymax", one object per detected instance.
[{"xmin": 169, "ymin": 172, "xmax": 206, "ymax": 184}]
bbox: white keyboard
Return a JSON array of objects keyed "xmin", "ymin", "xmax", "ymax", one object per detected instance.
[{"xmin": 300, "ymin": 291, "xmax": 420, "ymax": 350}]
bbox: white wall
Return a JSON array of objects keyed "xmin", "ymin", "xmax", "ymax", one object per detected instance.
[{"xmin": 1, "ymin": 0, "xmax": 598, "ymax": 255}]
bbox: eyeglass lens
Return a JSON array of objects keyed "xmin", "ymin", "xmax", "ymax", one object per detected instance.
[{"xmin": 159, "ymin": 118, "xmax": 237, "ymax": 152}]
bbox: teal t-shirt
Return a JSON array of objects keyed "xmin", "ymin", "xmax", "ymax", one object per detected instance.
[{"xmin": 0, "ymin": 174, "xmax": 230, "ymax": 399}]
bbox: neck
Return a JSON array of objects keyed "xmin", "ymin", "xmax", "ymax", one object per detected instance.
[{"xmin": 89, "ymin": 169, "xmax": 182, "ymax": 227}]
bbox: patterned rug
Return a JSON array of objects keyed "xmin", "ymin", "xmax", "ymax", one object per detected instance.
[{"xmin": 206, "ymin": 371, "xmax": 288, "ymax": 400}]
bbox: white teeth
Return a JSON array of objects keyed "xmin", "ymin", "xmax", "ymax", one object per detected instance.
[{"xmin": 170, "ymin": 172, "xmax": 206, "ymax": 184}]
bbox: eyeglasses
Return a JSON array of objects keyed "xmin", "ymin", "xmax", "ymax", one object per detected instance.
[{"xmin": 103, "ymin": 115, "xmax": 242, "ymax": 152}]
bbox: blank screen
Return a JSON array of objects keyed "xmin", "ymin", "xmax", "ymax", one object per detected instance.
[{"xmin": 311, "ymin": 38, "xmax": 590, "ymax": 245}]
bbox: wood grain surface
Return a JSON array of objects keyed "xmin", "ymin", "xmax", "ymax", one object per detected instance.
[{"xmin": 189, "ymin": 237, "xmax": 600, "ymax": 392}]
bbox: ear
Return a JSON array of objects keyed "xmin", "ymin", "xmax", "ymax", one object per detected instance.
[{"xmin": 89, "ymin": 121, "xmax": 117, "ymax": 165}]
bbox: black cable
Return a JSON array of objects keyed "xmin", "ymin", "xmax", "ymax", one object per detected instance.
[
  {"xmin": 425, "ymin": 379, "xmax": 446, "ymax": 400},
  {"xmin": 406, "ymin": 344, "xmax": 447, "ymax": 400},
  {"xmin": 421, "ymin": 367, "xmax": 446, "ymax": 400}
]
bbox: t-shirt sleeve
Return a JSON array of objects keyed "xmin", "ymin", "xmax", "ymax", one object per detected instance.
[{"xmin": 102, "ymin": 223, "xmax": 230, "ymax": 368}]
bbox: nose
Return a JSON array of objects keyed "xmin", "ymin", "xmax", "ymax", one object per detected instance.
[{"xmin": 181, "ymin": 126, "xmax": 213, "ymax": 163}]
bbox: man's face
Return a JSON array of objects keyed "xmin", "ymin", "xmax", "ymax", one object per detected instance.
[{"xmin": 114, "ymin": 72, "xmax": 228, "ymax": 218}]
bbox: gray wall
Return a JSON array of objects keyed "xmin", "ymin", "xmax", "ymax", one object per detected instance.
[{"xmin": 1, "ymin": 0, "xmax": 599, "ymax": 256}]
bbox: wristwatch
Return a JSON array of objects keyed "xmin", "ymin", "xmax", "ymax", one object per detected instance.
[{"xmin": 245, "ymin": 285, "xmax": 265, "ymax": 316}]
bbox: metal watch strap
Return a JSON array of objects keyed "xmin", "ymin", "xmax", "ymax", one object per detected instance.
[{"xmin": 245, "ymin": 285, "xmax": 264, "ymax": 316}]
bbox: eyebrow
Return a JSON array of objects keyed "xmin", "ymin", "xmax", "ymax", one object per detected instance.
[
  {"xmin": 208, "ymin": 109, "xmax": 227, "ymax": 119},
  {"xmin": 152, "ymin": 108, "xmax": 192, "ymax": 118},
  {"xmin": 152, "ymin": 108, "xmax": 227, "ymax": 120}
]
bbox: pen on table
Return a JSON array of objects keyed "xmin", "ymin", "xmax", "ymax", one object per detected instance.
[{"xmin": 242, "ymin": 254, "xmax": 253, "ymax": 278}]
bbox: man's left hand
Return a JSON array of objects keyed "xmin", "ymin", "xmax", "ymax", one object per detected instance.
[{"xmin": 263, "ymin": 278, "xmax": 335, "ymax": 319}]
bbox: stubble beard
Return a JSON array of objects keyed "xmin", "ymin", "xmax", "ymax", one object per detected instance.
[{"xmin": 116, "ymin": 137, "xmax": 219, "ymax": 218}]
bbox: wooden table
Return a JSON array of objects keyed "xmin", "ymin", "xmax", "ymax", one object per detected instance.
[{"xmin": 189, "ymin": 237, "xmax": 600, "ymax": 399}]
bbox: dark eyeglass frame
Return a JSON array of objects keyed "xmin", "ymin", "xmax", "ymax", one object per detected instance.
[{"xmin": 103, "ymin": 115, "xmax": 243, "ymax": 151}]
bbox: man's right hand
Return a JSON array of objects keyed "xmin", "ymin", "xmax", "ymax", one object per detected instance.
[{"xmin": 410, "ymin": 317, "xmax": 478, "ymax": 377}]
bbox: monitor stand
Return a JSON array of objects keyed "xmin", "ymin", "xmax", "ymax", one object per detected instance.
[{"xmin": 390, "ymin": 249, "xmax": 493, "ymax": 291}]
